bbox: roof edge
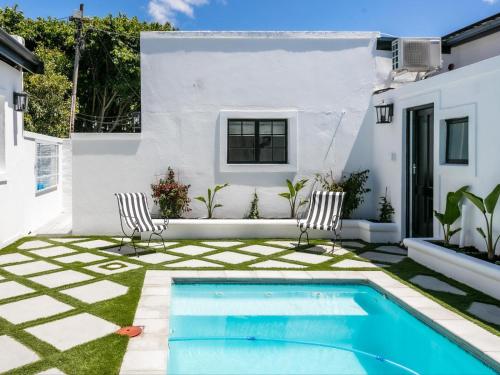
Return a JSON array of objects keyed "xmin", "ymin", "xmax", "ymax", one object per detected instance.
[
  {"xmin": 141, "ymin": 31, "xmax": 380, "ymax": 40},
  {"xmin": 0, "ymin": 28, "xmax": 44, "ymax": 74}
]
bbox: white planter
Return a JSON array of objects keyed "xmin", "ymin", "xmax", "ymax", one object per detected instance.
[
  {"xmin": 404, "ymin": 238, "xmax": 500, "ymax": 300},
  {"xmin": 146, "ymin": 218, "xmax": 399, "ymax": 243}
]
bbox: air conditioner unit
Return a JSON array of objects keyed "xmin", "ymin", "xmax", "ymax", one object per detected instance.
[{"xmin": 392, "ymin": 38, "xmax": 442, "ymax": 72}]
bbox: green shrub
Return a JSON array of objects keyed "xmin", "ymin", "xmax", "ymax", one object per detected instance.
[
  {"xmin": 247, "ymin": 190, "xmax": 260, "ymax": 219},
  {"xmin": 379, "ymin": 187, "xmax": 395, "ymax": 223},
  {"xmin": 151, "ymin": 167, "xmax": 191, "ymax": 218}
]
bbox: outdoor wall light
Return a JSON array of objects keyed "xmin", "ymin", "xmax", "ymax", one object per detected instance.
[
  {"xmin": 375, "ymin": 101, "xmax": 394, "ymax": 124},
  {"xmin": 14, "ymin": 92, "xmax": 28, "ymax": 112}
]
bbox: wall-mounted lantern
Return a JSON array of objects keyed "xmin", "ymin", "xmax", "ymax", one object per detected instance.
[
  {"xmin": 14, "ymin": 92, "xmax": 28, "ymax": 112},
  {"xmin": 375, "ymin": 101, "xmax": 393, "ymax": 124}
]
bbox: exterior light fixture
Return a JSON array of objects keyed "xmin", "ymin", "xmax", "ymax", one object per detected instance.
[
  {"xmin": 14, "ymin": 92, "xmax": 28, "ymax": 112},
  {"xmin": 375, "ymin": 101, "xmax": 394, "ymax": 124}
]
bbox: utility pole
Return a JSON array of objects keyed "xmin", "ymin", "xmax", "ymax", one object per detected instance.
[{"xmin": 69, "ymin": 3, "xmax": 84, "ymax": 136}]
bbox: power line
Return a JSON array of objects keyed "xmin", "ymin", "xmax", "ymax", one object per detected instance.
[{"xmin": 76, "ymin": 112, "xmax": 139, "ymax": 119}]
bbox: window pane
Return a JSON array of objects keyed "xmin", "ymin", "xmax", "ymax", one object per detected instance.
[
  {"xmin": 273, "ymin": 135, "xmax": 286, "ymax": 148},
  {"xmin": 228, "ymin": 148, "xmax": 255, "ymax": 162},
  {"xmin": 259, "ymin": 136, "xmax": 272, "ymax": 149},
  {"xmin": 36, "ymin": 143, "xmax": 58, "ymax": 191},
  {"xmin": 242, "ymin": 121, "xmax": 255, "ymax": 135},
  {"xmin": 446, "ymin": 119, "xmax": 468, "ymax": 163},
  {"xmin": 259, "ymin": 149, "xmax": 273, "ymax": 162},
  {"xmin": 273, "ymin": 121, "xmax": 286, "ymax": 135},
  {"xmin": 259, "ymin": 121, "xmax": 272, "ymax": 135},
  {"xmin": 228, "ymin": 121, "xmax": 241, "ymax": 135},
  {"xmin": 273, "ymin": 148, "xmax": 286, "ymax": 162}
]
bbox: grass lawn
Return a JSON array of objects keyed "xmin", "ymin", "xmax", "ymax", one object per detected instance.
[{"xmin": 0, "ymin": 236, "xmax": 498, "ymax": 374}]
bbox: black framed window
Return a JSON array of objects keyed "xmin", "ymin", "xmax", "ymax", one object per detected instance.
[
  {"xmin": 227, "ymin": 119, "xmax": 287, "ymax": 164},
  {"xmin": 445, "ymin": 117, "xmax": 468, "ymax": 164}
]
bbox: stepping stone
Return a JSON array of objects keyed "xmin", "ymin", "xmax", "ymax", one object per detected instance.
[
  {"xmin": 280, "ymin": 252, "xmax": 332, "ymax": 264},
  {"xmin": 136, "ymin": 242, "xmax": 178, "ymax": 248},
  {"xmin": 29, "ymin": 270, "xmax": 94, "ymax": 288},
  {"xmin": 239, "ymin": 245, "xmax": 287, "ymax": 256},
  {"xmin": 74, "ymin": 240, "xmax": 116, "ymax": 249},
  {"xmin": 375, "ymin": 246, "xmax": 407, "ymax": 255},
  {"xmin": 0, "ymin": 335, "xmax": 39, "ymax": 373},
  {"xmin": 0, "ymin": 253, "xmax": 33, "ymax": 265},
  {"xmin": 265, "ymin": 241, "xmax": 297, "ymax": 248},
  {"xmin": 410, "ymin": 275, "xmax": 467, "ymax": 296},
  {"xmin": 18, "ymin": 240, "xmax": 52, "ymax": 250},
  {"xmin": 359, "ymin": 251, "xmax": 405, "ymax": 264},
  {"xmin": 249, "ymin": 260, "xmax": 305, "ymax": 269},
  {"xmin": 170, "ymin": 245, "xmax": 213, "ymax": 256},
  {"xmin": 25, "ymin": 313, "xmax": 119, "ymax": 351},
  {"xmin": 99, "ymin": 245, "xmax": 148, "ymax": 256},
  {"xmin": 29, "ymin": 246, "xmax": 76, "ymax": 258},
  {"xmin": 55, "ymin": 253, "xmax": 108, "ymax": 264},
  {"xmin": 49, "ymin": 238, "xmax": 87, "ymax": 243},
  {"xmin": 112, "ymin": 237, "xmax": 131, "ymax": 243},
  {"xmin": 0, "ymin": 275, "xmax": 4, "ymax": 281},
  {"xmin": 467, "ymin": 302, "xmax": 500, "ymax": 325},
  {"xmin": 164, "ymin": 259, "xmax": 223, "ymax": 268},
  {"xmin": 38, "ymin": 368, "xmax": 66, "ymax": 375},
  {"xmin": 3, "ymin": 260, "xmax": 61, "ymax": 276},
  {"xmin": 201, "ymin": 241, "xmax": 243, "ymax": 248},
  {"xmin": 331, "ymin": 259, "xmax": 380, "ymax": 269},
  {"xmin": 136, "ymin": 252, "xmax": 180, "ymax": 264},
  {"xmin": 0, "ymin": 281, "xmax": 35, "ymax": 300},
  {"xmin": 0, "ymin": 295, "xmax": 73, "ymax": 324},
  {"xmin": 204, "ymin": 251, "xmax": 257, "ymax": 264},
  {"xmin": 306, "ymin": 245, "xmax": 351, "ymax": 256},
  {"xmin": 341, "ymin": 241, "xmax": 365, "ymax": 249},
  {"xmin": 61, "ymin": 280, "xmax": 128, "ymax": 304},
  {"xmin": 85, "ymin": 261, "xmax": 142, "ymax": 275}
]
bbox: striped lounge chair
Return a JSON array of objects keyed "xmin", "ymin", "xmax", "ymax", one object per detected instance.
[
  {"xmin": 115, "ymin": 192, "xmax": 169, "ymax": 256},
  {"xmin": 297, "ymin": 191, "xmax": 345, "ymax": 251}
]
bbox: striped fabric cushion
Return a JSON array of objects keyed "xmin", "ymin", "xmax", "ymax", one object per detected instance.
[
  {"xmin": 299, "ymin": 191, "xmax": 345, "ymax": 231},
  {"xmin": 115, "ymin": 192, "xmax": 164, "ymax": 232}
]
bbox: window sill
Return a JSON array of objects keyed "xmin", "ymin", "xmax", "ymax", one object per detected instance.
[
  {"xmin": 220, "ymin": 163, "xmax": 298, "ymax": 173},
  {"xmin": 35, "ymin": 186, "xmax": 58, "ymax": 197}
]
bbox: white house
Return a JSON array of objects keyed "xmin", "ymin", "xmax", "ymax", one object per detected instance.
[
  {"xmin": 0, "ymin": 29, "xmax": 66, "ymax": 247},
  {"xmin": 72, "ymin": 14, "xmax": 500, "ymax": 254}
]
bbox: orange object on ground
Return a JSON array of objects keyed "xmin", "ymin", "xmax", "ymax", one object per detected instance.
[{"xmin": 116, "ymin": 326, "xmax": 143, "ymax": 337}]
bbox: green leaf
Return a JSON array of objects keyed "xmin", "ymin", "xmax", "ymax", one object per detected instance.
[
  {"xmin": 279, "ymin": 192, "xmax": 291, "ymax": 199},
  {"xmin": 476, "ymin": 227, "xmax": 487, "ymax": 239},
  {"xmin": 214, "ymin": 204, "xmax": 223, "ymax": 208},
  {"xmin": 286, "ymin": 179, "xmax": 295, "ymax": 196},
  {"xmin": 434, "ymin": 211, "xmax": 445, "ymax": 225},
  {"xmin": 194, "ymin": 196, "xmax": 206, "ymax": 203},
  {"xmin": 448, "ymin": 228, "xmax": 461, "ymax": 237},
  {"xmin": 463, "ymin": 192, "xmax": 486, "ymax": 213},
  {"xmin": 207, "ymin": 188, "xmax": 212, "ymax": 200},
  {"xmin": 214, "ymin": 183, "xmax": 229, "ymax": 193},
  {"xmin": 484, "ymin": 184, "xmax": 500, "ymax": 214}
]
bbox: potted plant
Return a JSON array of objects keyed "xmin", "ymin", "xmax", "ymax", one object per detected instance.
[{"xmin": 151, "ymin": 167, "xmax": 191, "ymax": 218}]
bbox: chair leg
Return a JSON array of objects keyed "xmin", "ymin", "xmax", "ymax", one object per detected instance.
[
  {"xmin": 118, "ymin": 236, "xmax": 125, "ymax": 252},
  {"xmin": 150, "ymin": 232, "xmax": 167, "ymax": 252},
  {"xmin": 130, "ymin": 229, "xmax": 139, "ymax": 257},
  {"xmin": 147, "ymin": 232, "xmax": 154, "ymax": 247},
  {"xmin": 298, "ymin": 229, "xmax": 309, "ymax": 247}
]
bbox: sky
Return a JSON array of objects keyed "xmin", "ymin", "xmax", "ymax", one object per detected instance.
[{"xmin": 1, "ymin": 0, "xmax": 499, "ymax": 36}]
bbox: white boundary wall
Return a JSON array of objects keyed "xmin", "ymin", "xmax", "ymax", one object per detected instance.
[
  {"xmin": 0, "ymin": 61, "xmax": 64, "ymax": 247},
  {"xmin": 72, "ymin": 31, "xmax": 393, "ymax": 236}
]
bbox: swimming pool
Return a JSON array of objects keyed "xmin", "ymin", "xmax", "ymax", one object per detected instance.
[{"xmin": 167, "ymin": 283, "xmax": 496, "ymax": 375}]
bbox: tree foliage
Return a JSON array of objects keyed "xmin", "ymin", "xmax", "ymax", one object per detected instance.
[{"xmin": 0, "ymin": 5, "xmax": 172, "ymax": 136}]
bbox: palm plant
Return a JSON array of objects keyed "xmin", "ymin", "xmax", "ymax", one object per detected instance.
[
  {"xmin": 278, "ymin": 179, "xmax": 308, "ymax": 218},
  {"xmin": 433, "ymin": 185, "xmax": 468, "ymax": 245},
  {"xmin": 195, "ymin": 183, "xmax": 229, "ymax": 219},
  {"xmin": 463, "ymin": 184, "xmax": 500, "ymax": 260}
]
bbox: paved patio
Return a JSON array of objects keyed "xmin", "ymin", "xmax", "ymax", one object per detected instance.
[{"xmin": 0, "ymin": 236, "xmax": 498, "ymax": 374}]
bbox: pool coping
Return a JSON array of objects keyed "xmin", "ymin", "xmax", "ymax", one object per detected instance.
[{"xmin": 119, "ymin": 270, "xmax": 500, "ymax": 374}]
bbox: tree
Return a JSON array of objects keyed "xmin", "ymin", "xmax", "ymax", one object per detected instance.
[{"xmin": 0, "ymin": 6, "xmax": 173, "ymax": 136}]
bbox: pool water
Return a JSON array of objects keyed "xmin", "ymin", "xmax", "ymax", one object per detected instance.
[{"xmin": 167, "ymin": 284, "xmax": 496, "ymax": 375}]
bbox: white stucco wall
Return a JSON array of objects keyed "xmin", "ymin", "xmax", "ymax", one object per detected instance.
[
  {"xmin": 72, "ymin": 31, "xmax": 392, "ymax": 235},
  {"xmin": 372, "ymin": 54, "xmax": 500, "ymax": 253},
  {"xmin": 0, "ymin": 61, "xmax": 64, "ymax": 247}
]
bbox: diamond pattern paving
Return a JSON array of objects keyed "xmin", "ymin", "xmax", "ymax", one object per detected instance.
[
  {"xmin": 25, "ymin": 313, "xmax": 120, "ymax": 351},
  {"xmin": 204, "ymin": 251, "xmax": 257, "ymax": 264},
  {"xmin": 265, "ymin": 241, "xmax": 297, "ymax": 248},
  {"xmin": 74, "ymin": 240, "xmax": 116, "ymax": 249},
  {"xmin": 136, "ymin": 252, "xmax": 180, "ymax": 264},
  {"xmin": 249, "ymin": 260, "xmax": 305, "ymax": 269},
  {"xmin": 467, "ymin": 302, "xmax": 500, "ymax": 325},
  {"xmin": 29, "ymin": 246, "xmax": 76, "ymax": 258},
  {"xmin": 61, "ymin": 280, "xmax": 128, "ymax": 304},
  {"xmin": 375, "ymin": 246, "xmax": 407, "ymax": 255},
  {"xmin": 55, "ymin": 252, "xmax": 108, "ymax": 264},
  {"xmin": 280, "ymin": 252, "xmax": 332, "ymax": 264},
  {"xmin": 341, "ymin": 241, "xmax": 365, "ymax": 249},
  {"xmin": 18, "ymin": 240, "xmax": 52, "ymax": 250},
  {"xmin": 164, "ymin": 259, "xmax": 223, "ymax": 268},
  {"xmin": 85, "ymin": 261, "xmax": 142, "ymax": 275},
  {"xmin": 332, "ymin": 259, "xmax": 380, "ymax": 268},
  {"xmin": 49, "ymin": 238, "xmax": 88, "ymax": 243},
  {"xmin": 239, "ymin": 245, "xmax": 287, "ymax": 256},
  {"xmin": 410, "ymin": 275, "xmax": 466, "ymax": 296},
  {"xmin": 359, "ymin": 251, "xmax": 405, "ymax": 264},
  {"xmin": 201, "ymin": 241, "xmax": 243, "ymax": 248},
  {"xmin": 137, "ymin": 242, "xmax": 178, "ymax": 248},
  {"xmin": 99, "ymin": 245, "xmax": 148, "ymax": 256},
  {"xmin": 37, "ymin": 368, "xmax": 66, "ymax": 375},
  {"xmin": 2, "ymin": 260, "xmax": 61, "ymax": 276},
  {"xmin": 0, "ymin": 253, "xmax": 33, "ymax": 265},
  {"xmin": 29, "ymin": 270, "xmax": 94, "ymax": 288},
  {"xmin": 0, "ymin": 335, "xmax": 40, "ymax": 373},
  {"xmin": 0, "ymin": 281, "xmax": 35, "ymax": 300},
  {"xmin": 0, "ymin": 295, "xmax": 73, "ymax": 324},
  {"xmin": 170, "ymin": 245, "xmax": 213, "ymax": 256}
]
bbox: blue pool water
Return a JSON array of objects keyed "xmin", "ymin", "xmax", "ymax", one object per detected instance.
[{"xmin": 167, "ymin": 284, "xmax": 496, "ymax": 375}]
